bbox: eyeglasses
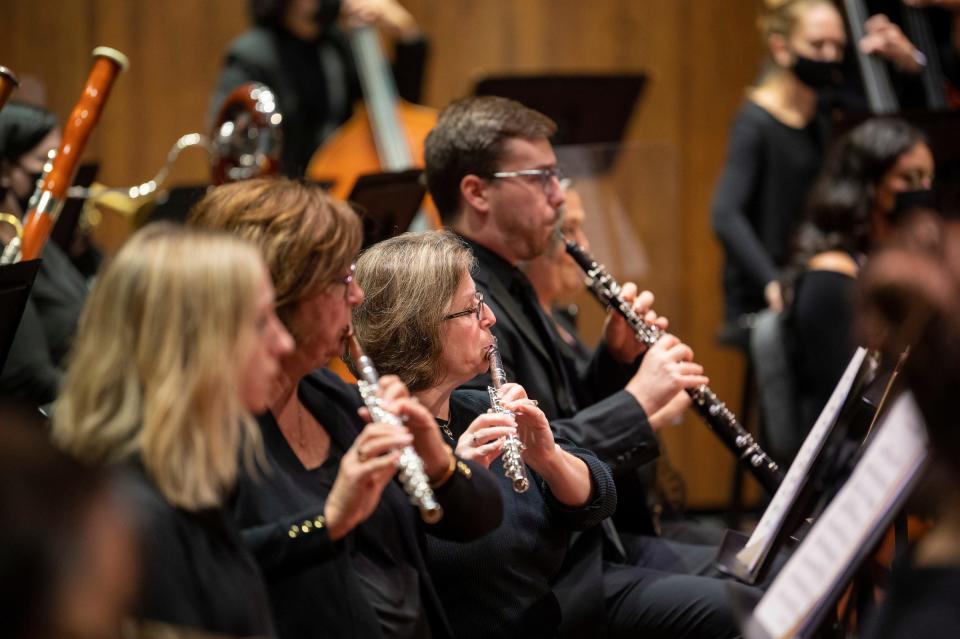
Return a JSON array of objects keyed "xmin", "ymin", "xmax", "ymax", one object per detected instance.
[
  {"xmin": 337, "ymin": 263, "xmax": 356, "ymax": 300},
  {"xmin": 442, "ymin": 291, "xmax": 484, "ymax": 322},
  {"xmin": 490, "ymin": 167, "xmax": 565, "ymax": 196}
]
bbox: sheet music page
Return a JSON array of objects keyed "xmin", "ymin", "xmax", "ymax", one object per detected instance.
[
  {"xmin": 748, "ymin": 392, "xmax": 927, "ymax": 639},
  {"xmin": 737, "ymin": 348, "xmax": 869, "ymax": 570}
]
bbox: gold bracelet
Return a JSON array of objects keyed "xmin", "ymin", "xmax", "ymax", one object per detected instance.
[
  {"xmin": 429, "ymin": 446, "xmax": 457, "ymax": 489},
  {"xmin": 0, "ymin": 213, "xmax": 22, "ymax": 238}
]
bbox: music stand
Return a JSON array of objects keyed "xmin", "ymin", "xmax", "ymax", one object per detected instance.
[
  {"xmin": 0, "ymin": 259, "xmax": 42, "ymax": 377},
  {"xmin": 716, "ymin": 348, "xmax": 881, "ymax": 585},
  {"xmin": 473, "ymin": 74, "xmax": 647, "ymax": 173},
  {"xmin": 744, "ymin": 392, "xmax": 928, "ymax": 639},
  {"xmin": 50, "ymin": 162, "xmax": 100, "ymax": 252},
  {"xmin": 347, "ymin": 169, "xmax": 426, "ymax": 249}
]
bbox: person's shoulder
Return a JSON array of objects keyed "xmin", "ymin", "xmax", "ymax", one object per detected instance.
[
  {"xmin": 451, "ymin": 388, "xmax": 490, "ymax": 417},
  {"xmin": 225, "ymin": 27, "xmax": 280, "ymax": 65},
  {"xmin": 303, "ymin": 368, "xmax": 362, "ymax": 406}
]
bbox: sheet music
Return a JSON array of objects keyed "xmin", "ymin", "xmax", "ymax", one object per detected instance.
[
  {"xmin": 736, "ymin": 348, "xmax": 869, "ymax": 571},
  {"xmin": 748, "ymin": 393, "xmax": 927, "ymax": 639}
]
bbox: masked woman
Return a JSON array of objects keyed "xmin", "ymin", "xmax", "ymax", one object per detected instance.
[
  {"xmin": 711, "ymin": 0, "xmax": 846, "ymax": 342},
  {"xmin": 52, "ymin": 223, "xmax": 294, "ymax": 636},
  {"xmin": 783, "ymin": 117, "xmax": 934, "ymax": 444},
  {"xmin": 189, "ymin": 178, "xmax": 502, "ymax": 639},
  {"xmin": 352, "ymin": 229, "xmax": 616, "ymax": 638}
]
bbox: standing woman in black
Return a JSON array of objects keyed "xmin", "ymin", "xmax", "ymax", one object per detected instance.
[
  {"xmin": 189, "ymin": 178, "xmax": 502, "ymax": 639},
  {"xmin": 712, "ymin": 0, "xmax": 846, "ymax": 343},
  {"xmin": 52, "ymin": 223, "xmax": 294, "ymax": 636}
]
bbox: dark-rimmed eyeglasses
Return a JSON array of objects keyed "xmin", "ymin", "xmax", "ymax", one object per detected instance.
[
  {"xmin": 489, "ymin": 167, "xmax": 565, "ymax": 196},
  {"xmin": 442, "ymin": 291, "xmax": 484, "ymax": 322}
]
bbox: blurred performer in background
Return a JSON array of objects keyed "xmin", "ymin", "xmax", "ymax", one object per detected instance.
[
  {"xmin": 712, "ymin": 0, "xmax": 846, "ymax": 346},
  {"xmin": 858, "ymin": 218, "xmax": 960, "ymax": 639},
  {"xmin": 782, "ymin": 118, "xmax": 934, "ymax": 443},
  {"xmin": 1, "ymin": 402, "xmax": 137, "ymax": 639},
  {"xmin": 189, "ymin": 178, "xmax": 503, "ymax": 639},
  {"xmin": 53, "ymin": 224, "xmax": 294, "ymax": 636},
  {"xmin": 0, "ymin": 102, "xmax": 87, "ymax": 409},
  {"xmin": 210, "ymin": 0, "xmax": 427, "ymax": 177},
  {"xmin": 353, "ymin": 230, "xmax": 616, "ymax": 638}
]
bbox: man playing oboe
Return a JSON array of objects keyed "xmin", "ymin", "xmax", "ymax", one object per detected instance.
[{"xmin": 421, "ymin": 95, "xmax": 756, "ymax": 638}]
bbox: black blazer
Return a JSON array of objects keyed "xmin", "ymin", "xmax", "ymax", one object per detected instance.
[{"xmin": 231, "ymin": 369, "xmax": 503, "ymax": 639}]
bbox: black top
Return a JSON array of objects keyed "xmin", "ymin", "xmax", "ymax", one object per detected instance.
[
  {"xmin": 210, "ymin": 26, "xmax": 428, "ymax": 177},
  {"xmin": 457, "ymin": 235, "xmax": 654, "ymax": 635},
  {"xmin": 860, "ymin": 562, "xmax": 960, "ymax": 639},
  {"xmin": 119, "ymin": 464, "xmax": 274, "ymax": 637},
  {"xmin": 427, "ymin": 390, "xmax": 616, "ymax": 639},
  {"xmin": 231, "ymin": 369, "xmax": 503, "ymax": 639},
  {"xmin": 790, "ymin": 269, "xmax": 858, "ymax": 435},
  {"xmin": 0, "ymin": 242, "xmax": 87, "ymax": 406},
  {"xmin": 711, "ymin": 101, "xmax": 826, "ymax": 322}
]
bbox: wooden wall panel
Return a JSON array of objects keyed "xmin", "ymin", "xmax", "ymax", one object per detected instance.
[{"xmin": 2, "ymin": 0, "xmax": 766, "ymax": 508}]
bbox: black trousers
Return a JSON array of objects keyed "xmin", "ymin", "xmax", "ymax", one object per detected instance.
[{"xmin": 603, "ymin": 535, "xmax": 762, "ymax": 639}]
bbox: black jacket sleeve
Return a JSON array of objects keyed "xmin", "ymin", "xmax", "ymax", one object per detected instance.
[
  {"xmin": 425, "ymin": 458, "xmax": 504, "ymax": 542},
  {"xmin": 542, "ymin": 437, "xmax": 617, "ymax": 531},
  {"xmin": 239, "ymin": 504, "xmax": 341, "ymax": 576}
]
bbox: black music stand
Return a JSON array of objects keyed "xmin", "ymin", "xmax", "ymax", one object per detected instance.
[
  {"xmin": 716, "ymin": 350, "xmax": 889, "ymax": 585},
  {"xmin": 473, "ymin": 74, "xmax": 647, "ymax": 173},
  {"xmin": 0, "ymin": 259, "xmax": 42, "ymax": 378},
  {"xmin": 50, "ymin": 163, "xmax": 100, "ymax": 252},
  {"xmin": 347, "ymin": 169, "xmax": 426, "ymax": 249}
]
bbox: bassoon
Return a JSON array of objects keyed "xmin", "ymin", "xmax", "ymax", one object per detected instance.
[{"xmin": 17, "ymin": 47, "xmax": 128, "ymax": 262}]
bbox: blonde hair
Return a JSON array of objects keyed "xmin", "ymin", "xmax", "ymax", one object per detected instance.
[
  {"xmin": 188, "ymin": 177, "xmax": 362, "ymax": 327},
  {"xmin": 53, "ymin": 223, "xmax": 265, "ymax": 511},
  {"xmin": 758, "ymin": 0, "xmax": 836, "ymax": 39},
  {"xmin": 353, "ymin": 230, "xmax": 475, "ymax": 392}
]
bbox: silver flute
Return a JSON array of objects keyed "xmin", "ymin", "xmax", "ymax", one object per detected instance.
[
  {"xmin": 562, "ymin": 237, "xmax": 783, "ymax": 493},
  {"xmin": 488, "ymin": 338, "xmax": 530, "ymax": 493},
  {"xmin": 348, "ymin": 334, "xmax": 444, "ymax": 523}
]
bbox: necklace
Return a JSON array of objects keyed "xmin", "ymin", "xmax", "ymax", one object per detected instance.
[
  {"xmin": 294, "ymin": 401, "xmax": 307, "ymax": 450},
  {"xmin": 437, "ymin": 418, "xmax": 454, "ymax": 441}
]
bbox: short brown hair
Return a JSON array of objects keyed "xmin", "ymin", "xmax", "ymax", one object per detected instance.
[
  {"xmin": 424, "ymin": 96, "xmax": 557, "ymax": 224},
  {"xmin": 353, "ymin": 230, "xmax": 475, "ymax": 392},
  {"xmin": 189, "ymin": 177, "xmax": 361, "ymax": 324}
]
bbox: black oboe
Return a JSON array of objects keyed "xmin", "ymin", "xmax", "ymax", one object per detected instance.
[{"xmin": 563, "ymin": 238, "xmax": 782, "ymax": 493}]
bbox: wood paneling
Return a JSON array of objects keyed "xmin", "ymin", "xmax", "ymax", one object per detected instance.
[{"xmin": 1, "ymin": 0, "xmax": 766, "ymax": 507}]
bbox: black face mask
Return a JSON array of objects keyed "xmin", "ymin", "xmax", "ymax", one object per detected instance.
[
  {"xmin": 14, "ymin": 171, "xmax": 43, "ymax": 216},
  {"xmin": 891, "ymin": 189, "xmax": 939, "ymax": 223},
  {"xmin": 791, "ymin": 54, "xmax": 845, "ymax": 90}
]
